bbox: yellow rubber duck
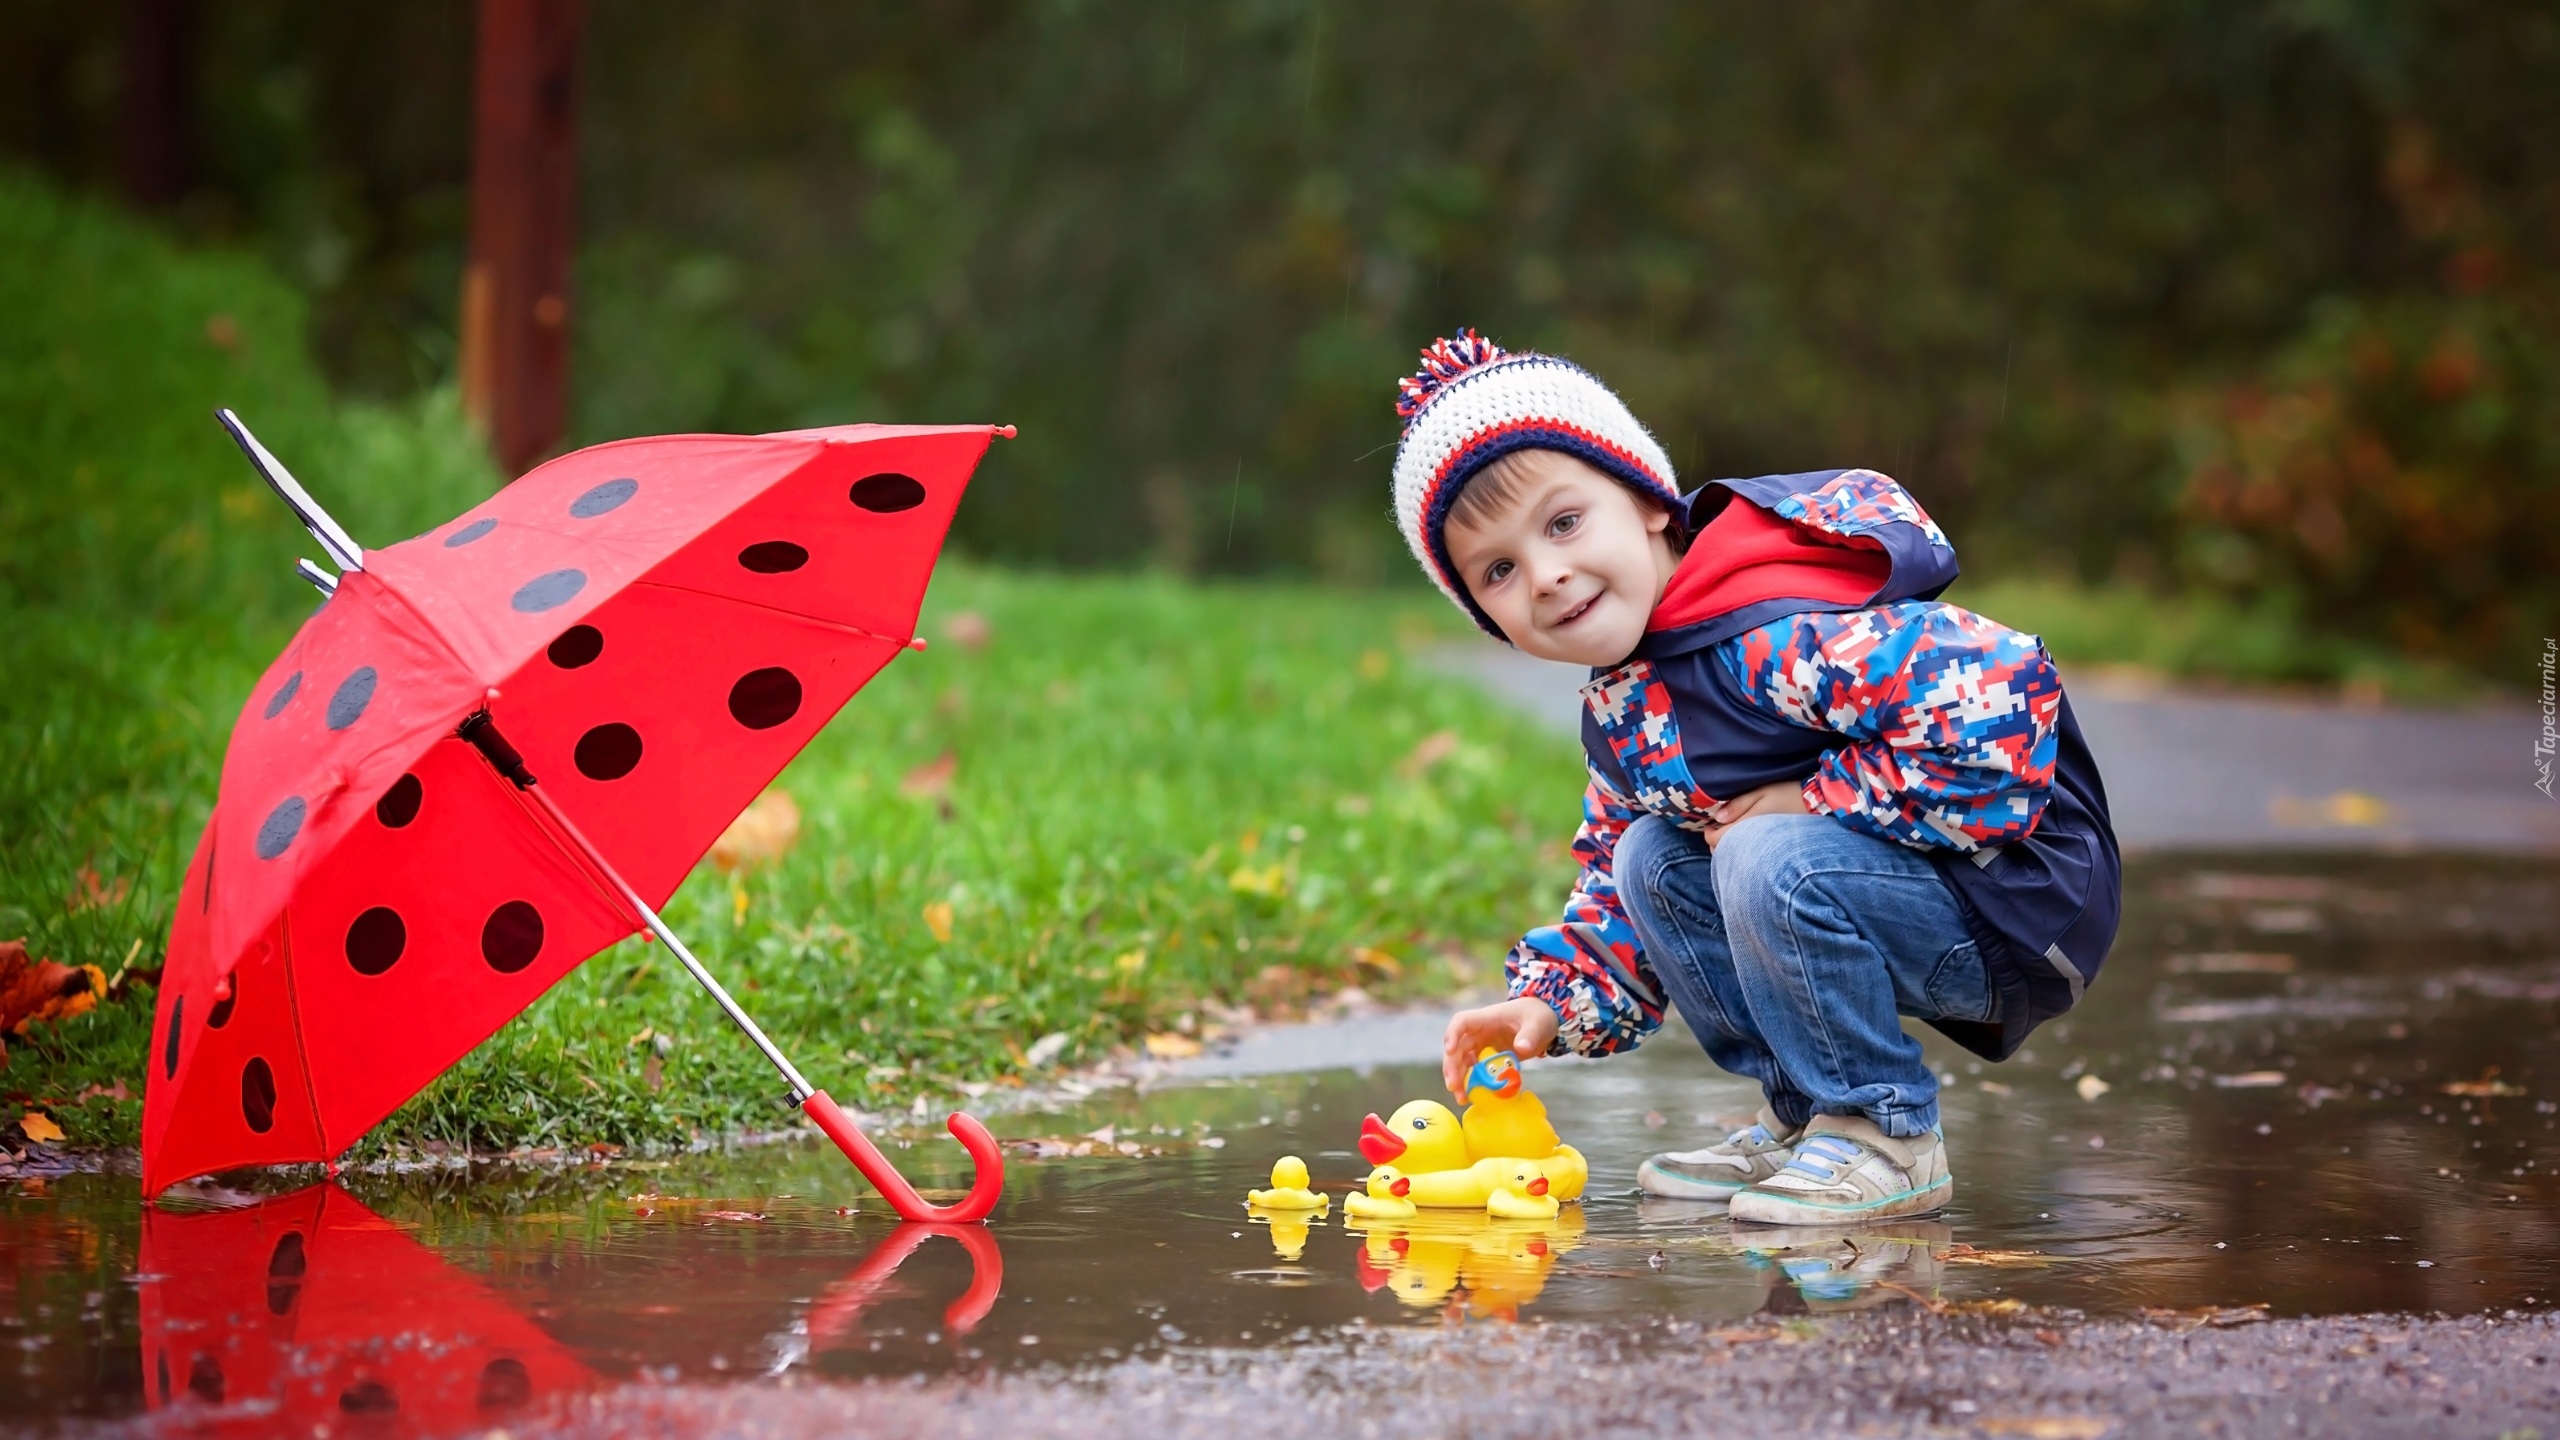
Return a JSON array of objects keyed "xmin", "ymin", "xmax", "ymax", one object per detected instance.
[
  {"xmin": 1460, "ymin": 1049, "xmax": 1562, "ymax": 1161},
  {"xmin": 1342, "ymin": 1166, "xmax": 1417, "ymax": 1220},
  {"xmin": 1357, "ymin": 1096, "xmax": 1589, "ymax": 1208},
  {"xmin": 1484, "ymin": 1161, "xmax": 1560, "ymax": 1220},
  {"xmin": 1245, "ymin": 1155, "xmax": 1329, "ymax": 1212}
]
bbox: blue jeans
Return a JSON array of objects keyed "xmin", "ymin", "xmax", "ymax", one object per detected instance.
[{"xmin": 1613, "ymin": 813, "xmax": 1988, "ymax": 1138}]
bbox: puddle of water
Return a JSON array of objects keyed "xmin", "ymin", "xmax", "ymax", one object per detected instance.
[{"xmin": 5, "ymin": 853, "xmax": 2558, "ymax": 1429}]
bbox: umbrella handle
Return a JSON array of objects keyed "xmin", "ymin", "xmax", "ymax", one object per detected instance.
[{"xmin": 803, "ymin": 1090, "xmax": 1006, "ymax": 1225}]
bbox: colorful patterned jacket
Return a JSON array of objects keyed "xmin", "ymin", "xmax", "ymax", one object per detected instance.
[{"xmin": 1507, "ymin": 469, "xmax": 2120, "ymax": 1064}]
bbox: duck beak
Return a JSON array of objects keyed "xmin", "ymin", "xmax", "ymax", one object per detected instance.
[
  {"xmin": 1391, "ymin": 1177, "xmax": 1411, "ymax": 1197},
  {"xmin": 1358, "ymin": 1114, "xmax": 1405, "ymax": 1164},
  {"xmin": 1527, "ymin": 1176, "xmax": 1549, "ymax": 1197}
]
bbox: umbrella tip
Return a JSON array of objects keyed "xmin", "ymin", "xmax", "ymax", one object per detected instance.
[
  {"xmin": 995, "ymin": 424, "xmax": 1017, "ymax": 439},
  {"xmin": 907, "ymin": 637, "xmax": 929, "ymax": 652}
]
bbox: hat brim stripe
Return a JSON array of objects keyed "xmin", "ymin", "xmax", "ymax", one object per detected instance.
[{"xmin": 1415, "ymin": 419, "xmax": 1678, "ymax": 637}]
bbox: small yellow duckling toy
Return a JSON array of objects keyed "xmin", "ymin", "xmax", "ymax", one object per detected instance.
[
  {"xmin": 1245, "ymin": 1155, "xmax": 1329, "ymax": 1212},
  {"xmin": 1460, "ymin": 1049, "xmax": 1562, "ymax": 1161},
  {"xmin": 1485, "ymin": 1161, "xmax": 1560, "ymax": 1220},
  {"xmin": 1342, "ymin": 1166, "xmax": 1417, "ymax": 1220}
]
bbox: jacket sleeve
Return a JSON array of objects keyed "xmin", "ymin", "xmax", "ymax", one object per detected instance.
[
  {"xmin": 1505, "ymin": 766, "xmax": 1669, "ymax": 1058},
  {"xmin": 1721, "ymin": 600, "xmax": 2062, "ymax": 851}
]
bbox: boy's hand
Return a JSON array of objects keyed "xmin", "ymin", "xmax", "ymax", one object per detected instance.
[
  {"xmin": 1442, "ymin": 997, "xmax": 1561, "ymax": 1098},
  {"xmin": 1704, "ymin": 777, "xmax": 1812, "ymax": 850}
]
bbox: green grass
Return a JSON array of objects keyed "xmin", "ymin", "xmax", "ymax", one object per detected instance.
[
  {"xmin": 6, "ymin": 567, "xmax": 1581, "ymax": 1156},
  {"xmin": 0, "ymin": 171, "xmax": 1584, "ymax": 1158}
]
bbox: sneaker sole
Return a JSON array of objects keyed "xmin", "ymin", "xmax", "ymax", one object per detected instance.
[
  {"xmin": 1635, "ymin": 1160, "xmax": 1753, "ymax": 1202},
  {"xmin": 1728, "ymin": 1176, "xmax": 1952, "ymax": 1226}
]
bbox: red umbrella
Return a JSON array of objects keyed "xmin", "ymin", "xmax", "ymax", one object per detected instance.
[
  {"xmin": 141, "ymin": 413, "xmax": 1009, "ymax": 1221},
  {"xmin": 139, "ymin": 1184, "xmax": 595, "ymax": 1429}
]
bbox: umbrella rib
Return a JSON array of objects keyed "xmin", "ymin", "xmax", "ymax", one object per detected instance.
[{"xmin": 627, "ymin": 578, "xmax": 922, "ymax": 651}]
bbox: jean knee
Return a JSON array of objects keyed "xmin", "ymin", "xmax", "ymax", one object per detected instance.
[{"xmin": 1612, "ymin": 815, "xmax": 1710, "ymax": 940}]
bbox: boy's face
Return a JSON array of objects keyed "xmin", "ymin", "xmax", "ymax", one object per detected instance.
[{"xmin": 1444, "ymin": 450, "xmax": 1680, "ymax": 666}]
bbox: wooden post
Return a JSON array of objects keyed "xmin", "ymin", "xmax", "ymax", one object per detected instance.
[
  {"xmin": 459, "ymin": 0, "xmax": 583, "ymax": 479},
  {"xmin": 118, "ymin": 0, "xmax": 199, "ymax": 208}
]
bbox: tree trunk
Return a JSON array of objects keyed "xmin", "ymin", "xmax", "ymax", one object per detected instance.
[{"xmin": 460, "ymin": 0, "xmax": 583, "ymax": 479}]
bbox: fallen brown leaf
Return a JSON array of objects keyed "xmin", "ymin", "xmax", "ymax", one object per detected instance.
[
  {"xmin": 0, "ymin": 941, "xmax": 104, "ymax": 1057},
  {"xmin": 709, "ymin": 789, "xmax": 801, "ymax": 872},
  {"xmin": 1975, "ymin": 1417, "xmax": 2114, "ymax": 1438},
  {"xmin": 2439, "ymin": 1067, "xmax": 2527, "ymax": 1098},
  {"xmin": 921, "ymin": 901, "xmax": 955, "ymax": 943},
  {"xmin": 900, "ymin": 751, "xmax": 958, "ymax": 799},
  {"xmin": 66, "ymin": 867, "xmax": 131, "ymax": 914},
  {"xmin": 1941, "ymin": 1243, "xmax": 2052, "ymax": 1267},
  {"xmin": 2139, "ymin": 1302, "xmax": 2270, "ymax": 1331},
  {"xmin": 940, "ymin": 611, "xmax": 993, "ymax": 649},
  {"xmin": 16, "ymin": 1112, "xmax": 65, "ymax": 1145},
  {"xmin": 1144, "ymin": 1032, "xmax": 1204, "ymax": 1059},
  {"xmin": 1397, "ymin": 729, "xmax": 1461, "ymax": 779}
]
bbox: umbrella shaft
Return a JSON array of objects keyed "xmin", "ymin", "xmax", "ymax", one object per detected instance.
[{"xmin": 519, "ymin": 784, "xmax": 817, "ymax": 1101}]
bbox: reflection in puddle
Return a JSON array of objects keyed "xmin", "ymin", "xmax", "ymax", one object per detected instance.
[
  {"xmin": 137, "ymin": 1186, "xmax": 596, "ymax": 1430},
  {"xmin": 5, "ymin": 853, "xmax": 2558, "ymax": 1425}
]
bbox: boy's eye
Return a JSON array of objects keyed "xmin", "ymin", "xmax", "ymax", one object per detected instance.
[
  {"xmin": 1482, "ymin": 559, "xmax": 1514, "ymax": 587},
  {"xmin": 1549, "ymin": 511, "xmax": 1580, "ymax": 538}
]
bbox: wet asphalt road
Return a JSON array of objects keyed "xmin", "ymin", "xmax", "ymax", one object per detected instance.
[{"xmin": 479, "ymin": 1309, "xmax": 2560, "ymax": 1440}]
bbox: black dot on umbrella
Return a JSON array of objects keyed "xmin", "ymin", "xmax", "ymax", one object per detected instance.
[
  {"xmin": 512, "ymin": 569, "xmax": 587, "ymax": 613},
  {"xmin": 850, "ymin": 473, "xmax": 926, "ymax": 512},
  {"xmin": 268, "ymin": 1230, "xmax": 307, "ymax": 1282},
  {"xmin": 481, "ymin": 900, "xmax": 544, "ymax": 973},
  {"xmin": 345, "ymin": 907, "xmax": 406, "ymax": 976},
  {"xmin": 375, "ymin": 773, "xmax": 423, "ymax": 828},
  {"xmin": 255, "ymin": 796, "xmax": 306, "ymax": 860},
  {"xmin": 241, "ymin": 1056, "xmax": 277, "ymax": 1133},
  {"xmin": 570, "ymin": 478, "xmax": 638, "ymax": 518},
  {"xmin": 326, "ymin": 666, "xmax": 377, "ymax": 731},
  {"xmin": 162, "ymin": 996, "xmax": 183, "ymax": 1079},
  {"xmin": 728, "ymin": 667, "xmax": 803, "ymax": 730},
  {"xmin": 263, "ymin": 671, "xmax": 302, "ymax": 719},
  {"xmin": 340, "ymin": 1380, "xmax": 398, "ymax": 1415},
  {"xmin": 547, "ymin": 624, "xmax": 603, "ymax": 668},
  {"xmin": 738, "ymin": 540, "xmax": 808, "ymax": 573},
  {"xmin": 201, "ymin": 843, "xmax": 215, "ymax": 913},
  {"xmin": 445, "ymin": 518, "xmax": 498, "ymax": 548},
  {"xmin": 207, "ymin": 975, "xmax": 237, "ymax": 1029},
  {"xmin": 574, "ymin": 722, "xmax": 643, "ymax": 780},
  {"xmin": 266, "ymin": 1232, "xmax": 306, "ymax": 1317},
  {"xmin": 189, "ymin": 1355, "xmax": 224, "ymax": 1404},
  {"xmin": 479, "ymin": 1358, "xmax": 533, "ymax": 1410}
]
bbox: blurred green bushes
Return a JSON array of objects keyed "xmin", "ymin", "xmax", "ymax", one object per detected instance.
[
  {"xmin": 7, "ymin": 1, "xmax": 2557, "ymax": 676},
  {"xmin": 0, "ymin": 168, "xmax": 498, "ymax": 1030}
]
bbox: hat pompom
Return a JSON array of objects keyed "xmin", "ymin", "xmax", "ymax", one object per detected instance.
[{"xmin": 1395, "ymin": 329, "xmax": 1508, "ymax": 422}]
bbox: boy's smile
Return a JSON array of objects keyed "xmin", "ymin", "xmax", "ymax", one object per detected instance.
[{"xmin": 1443, "ymin": 450, "xmax": 1682, "ymax": 666}]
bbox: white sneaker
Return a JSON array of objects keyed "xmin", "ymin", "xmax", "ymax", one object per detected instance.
[
  {"xmin": 1727, "ymin": 1114, "xmax": 1951, "ymax": 1225},
  {"xmin": 1636, "ymin": 1107, "xmax": 1803, "ymax": 1202}
]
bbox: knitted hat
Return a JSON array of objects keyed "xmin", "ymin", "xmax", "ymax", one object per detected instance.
[{"xmin": 1389, "ymin": 330, "xmax": 1681, "ymax": 639}]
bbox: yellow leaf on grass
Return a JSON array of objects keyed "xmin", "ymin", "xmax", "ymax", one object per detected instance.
[
  {"xmin": 1144, "ymin": 1033, "xmax": 1204, "ymax": 1059},
  {"xmin": 922, "ymin": 902, "xmax": 955, "ymax": 943},
  {"xmin": 16, "ymin": 1111, "xmax": 64, "ymax": 1145}
]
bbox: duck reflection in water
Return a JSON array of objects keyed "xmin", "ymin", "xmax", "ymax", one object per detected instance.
[{"xmin": 1347, "ymin": 1207, "xmax": 1588, "ymax": 1320}]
